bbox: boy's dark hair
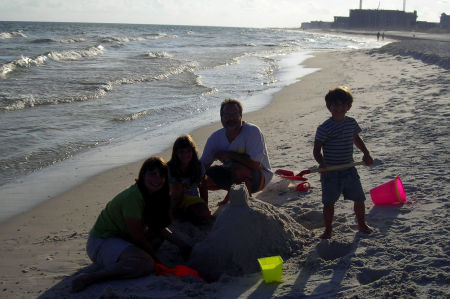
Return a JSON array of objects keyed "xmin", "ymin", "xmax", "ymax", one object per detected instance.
[
  {"xmin": 220, "ymin": 98, "xmax": 243, "ymax": 117},
  {"xmin": 325, "ymin": 86, "xmax": 353, "ymax": 106},
  {"xmin": 168, "ymin": 134, "xmax": 202, "ymax": 185}
]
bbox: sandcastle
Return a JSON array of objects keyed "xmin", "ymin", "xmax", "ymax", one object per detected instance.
[{"xmin": 188, "ymin": 183, "xmax": 311, "ymax": 281}]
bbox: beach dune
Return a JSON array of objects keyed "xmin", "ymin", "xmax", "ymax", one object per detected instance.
[{"xmin": 0, "ymin": 36, "xmax": 449, "ymax": 298}]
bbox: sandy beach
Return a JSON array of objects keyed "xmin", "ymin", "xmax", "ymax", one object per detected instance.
[{"xmin": 0, "ymin": 34, "xmax": 449, "ymax": 298}]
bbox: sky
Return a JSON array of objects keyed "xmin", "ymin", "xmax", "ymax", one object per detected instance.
[{"xmin": 1, "ymin": 0, "xmax": 449, "ymax": 28}]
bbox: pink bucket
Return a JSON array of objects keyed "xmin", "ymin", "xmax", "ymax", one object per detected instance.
[{"xmin": 370, "ymin": 176, "xmax": 406, "ymax": 205}]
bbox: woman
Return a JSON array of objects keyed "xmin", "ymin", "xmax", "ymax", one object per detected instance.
[
  {"xmin": 168, "ymin": 135, "xmax": 211, "ymax": 224},
  {"xmin": 72, "ymin": 156, "xmax": 191, "ymax": 292}
]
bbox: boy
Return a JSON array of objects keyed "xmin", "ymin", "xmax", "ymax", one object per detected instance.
[{"xmin": 313, "ymin": 86, "xmax": 373, "ymax": 239}]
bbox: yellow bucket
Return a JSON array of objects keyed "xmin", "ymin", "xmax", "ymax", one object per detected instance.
[{"xmin": 257, "ymin": 256, "xmax": 283, "ymax": 283}]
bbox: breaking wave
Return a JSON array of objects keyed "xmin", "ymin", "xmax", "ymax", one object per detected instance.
[
  {"xmin": 1, "ymin": 60, "xmax": 200, "ymax": 111},
  {"xmin": 0, "ymin": 30, "xmax": 27, "ymax": 39},
  {"xmin": 143, "ymin": 33, "xmax": 178, "ymax": 39},
  {"xmin": 31, "ymin": 37, "xmax": 86, "ymax": 43},
  {"xmin": 114, "ymin": 110, "xmax": 148, "ymax": 122},
  {"xmin": 1, "ymin": 55, "xmax": 48, "ymax": 78},
  {"xmin": 47, "ymin": 45, "xmax": 104, "ymax": 61},
  {"xmin": 1, "ymin": 45, "xmax": 104, "ymax": 78},
  {"xmin": 143, "ymin": 51, "xmax": 173, "ymax": 59},
  {"xmin": 100, "ymin": 36, "xmax": 146, "ymax": 43},
  {"xmin": 100, "ymin": 33, "xmax": 178, "ymax": 44},
  {"xmin": 0, "ymin": 82, "xmax": 113, "ymax": 111}
]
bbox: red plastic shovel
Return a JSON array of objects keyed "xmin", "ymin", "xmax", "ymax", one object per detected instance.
[{"xmin": 275, "ymin": 160, "xmax": 380, "ymax": 191}]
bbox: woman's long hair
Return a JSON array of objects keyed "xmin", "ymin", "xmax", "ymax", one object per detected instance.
[
  {"xmin": 136, "ymin": 156, "xmax": 171, "ymax": 231},
  {"xmin": 167, "ymin": 135, "xmax": 203, "ymax": 186}
]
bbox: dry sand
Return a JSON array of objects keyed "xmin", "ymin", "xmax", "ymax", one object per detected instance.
[{"xmin": 0, "ymin": 35, "xmax": 449, "ymax": 298}]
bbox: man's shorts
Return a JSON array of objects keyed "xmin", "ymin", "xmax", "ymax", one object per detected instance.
[
  {"xmin": 86, "ymin": 235, "xmax": 132, "ymax": 267},
  {"xmin": 320, "ymin": 167, "xmax": 366, "ymax": 206},
  {"xmin": 206, "ymin": 165, "xmax": 264, "ymax": 193}
]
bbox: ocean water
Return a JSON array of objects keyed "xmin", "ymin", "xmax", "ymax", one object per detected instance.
[{"xmin": 0, "ymin": 21, "xmax": 385, "ymax": 223}]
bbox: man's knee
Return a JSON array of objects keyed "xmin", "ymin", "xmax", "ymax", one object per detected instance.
[
  {"xmin": 230, "ymin": 163, "xmax": 252, "ymax": 183},
  {"xmin": 205, "ymin": 166, "xmax": 232, "ymax": 190}
]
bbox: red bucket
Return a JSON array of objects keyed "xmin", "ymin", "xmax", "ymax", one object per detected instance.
[{"xmin": 370, "ymin": 176, "xmax": 406, "ymax": 205}]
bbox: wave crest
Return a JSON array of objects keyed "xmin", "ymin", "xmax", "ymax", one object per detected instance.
[
  {"xmin": 0, "ymin": 30, "xmax": 27, "ymax": 39},
  {"xmin": 31, "ymin": 37, "xmax": 86, "ymax": 43},
  {"xmin": 1, "ymin": 45, "xmax": 104, "ymax": 78},
  {"xmin": 143, "ymin": 33, "xmax": 178, "ymax": 39},
  {"xmin": 1, "ymin": 55, "xmax": 48, "ymax": 78},
  {"xmin": 1, "ymin": 95, "xmax": 37, "ymax": 111},
  {"xmin": 144, "ymin": 51, "xmax": 173, "ymax": 59},
  {"xmin": 47, "ymin": 45, "xmax": 104, "ymax": 61},
  {"xmin": 153, "ymin": 62, "xmax": 199, "ymax": 81},
  {"xmin": 0, "ymin": 81, "xmax": 113, "ymax": 111},
  {"xmin": 100, "ymin": 33, "xmax": 178, "ymax": 44},
  {"xmin": 114, "ymin": 110, "xmax": 148, "ymax": 122},
  {"xmin": 101, "ymin": 36, "xmax": 146, "ymax": 43}
]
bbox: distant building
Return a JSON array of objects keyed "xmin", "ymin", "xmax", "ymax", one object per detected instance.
[
  {"xmin": 348, "ymin": 9, "xmax": 417, "ymax": 29},
  {"xmin": 333, "ymin": 16, "xmax": 350, "ymax": 28},
  {"xmin": 416, "ymin": 21, "xmax": 439, "ymax": 31},
  {"xmin": 300, "ymin": 21, "xmax": 332, "ymax": 29},
  {"xmin": 302, "ymin": 8, "xmax": 448, "ymax": 31},
  {"xmin": 441, "ymin": 13, "xmax": 450, "ymax": 29}
]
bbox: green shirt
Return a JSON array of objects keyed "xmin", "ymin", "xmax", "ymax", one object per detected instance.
[{"xmin": 90, "ymin": 184, "xmax": 144, "ymax": 240}]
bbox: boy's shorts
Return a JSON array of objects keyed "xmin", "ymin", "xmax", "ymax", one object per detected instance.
[
  {"xmin": 86, "ymin": 235, "xmax": 132, "ymax": 267},
  {"xmin": 206, "ymin": 165, "xmax": 264, "ymax": 193},
  {"xmin": 320, "ymin": 167, "xmax": 366, "ymax": 206}
]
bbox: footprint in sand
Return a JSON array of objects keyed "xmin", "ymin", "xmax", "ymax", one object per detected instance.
[
  {"xmin": 315, "ymin": 239, "xmax": 353, "ymax": 261},
  {"xmin": 296, "ymin": 210, "xmax": 323, "ymax": 230},
  {"xmin": 356, "ymin": 268, "xmax": 390, "ymax": 284}
]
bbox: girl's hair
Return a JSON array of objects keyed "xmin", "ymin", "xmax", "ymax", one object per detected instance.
[
  {"xmin": 325, "ymin": 86, "xmax": 353, "ymax": 105},
  {"xmin": 136, "ymin": 156, "xmax": 171, "ymax": 230},
  {"xmin": 167, "ymin": 135, "xmax": 203, "ymax": 185}
]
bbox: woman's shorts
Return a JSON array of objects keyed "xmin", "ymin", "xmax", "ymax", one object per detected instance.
[
  {"xmin": 320, "ymin": 167, "xmax": 366, "ymax": 206},
  {"xmin": 86, "ymin": 235, "xmax": 133, "ymax": 267}
]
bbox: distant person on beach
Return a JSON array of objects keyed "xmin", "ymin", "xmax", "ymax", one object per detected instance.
[
  {"xmin": 313, "ymin": 86, "xmax": 374, "ymax": 239},
  {"xmin": 377, "ymin": 32, "xmax": 380, "ymax": 41},
  {"xmin": 168, "ymin": 135, "xmax": 211, "ymax": 224},
  {"xmin": 200, "ymin": 98, "xmax": 272, "ymax": 205},
  {"xmin": 381, "ymin": 32, "xmax": 385, "ymax": 40},
  {"xmin": 72, "ymin": 157, "xmax": 191, "ymax": 292}
]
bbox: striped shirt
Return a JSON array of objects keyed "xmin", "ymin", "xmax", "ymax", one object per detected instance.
[{"xmin": 315, "ymin": 116, "xmax": 361, "ymax": 166}]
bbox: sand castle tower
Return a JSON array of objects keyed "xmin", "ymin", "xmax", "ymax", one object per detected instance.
[{"xmin": 188, "ymin": 184, "xmax": 311, "ymax": 281}]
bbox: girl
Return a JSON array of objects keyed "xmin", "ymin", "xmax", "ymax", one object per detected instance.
[
  {"xmin": 168, "ymin": 135, "xmax": 211, "ymax": 224},
  {"xmin": 72, "ymin": 156, "xmax": 191, "ymax": 292}
]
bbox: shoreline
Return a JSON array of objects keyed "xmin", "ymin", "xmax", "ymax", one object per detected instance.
[
  {"xmin": 1, "ymin": 33, "xmax": 449, "ymax": 297},
  {"xmin": 0, "ymin": 50, "xmax": 320, "ymax": 226},
  {"xmin": 306, "ymin": 28, "xmax": 450, "ymax": 42},
  {"xmin": 0, "ymin": 51, "xmax": 320, "ymax": 228},
  {"xmin": 0, "ymin": 49, "xmax": 328, "ymax": 296}
]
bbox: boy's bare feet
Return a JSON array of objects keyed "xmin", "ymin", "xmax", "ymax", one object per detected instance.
[
  {"xmin": 320, "ymin": 229, "xmax": 333, "ymax": 239},
  {"xmin": 358, "ymin": 224, "xmax": 373, "ymax": 234}
]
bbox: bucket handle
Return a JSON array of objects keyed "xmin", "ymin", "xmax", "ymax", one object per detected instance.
[{"xmin": 394, "ymin": 176, "xmax": 404, "ymax": 203}]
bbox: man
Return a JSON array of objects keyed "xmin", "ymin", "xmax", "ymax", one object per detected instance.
[{"xmin": 200, "ymin": 98, "xmax": 272, "ymax": 205}]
